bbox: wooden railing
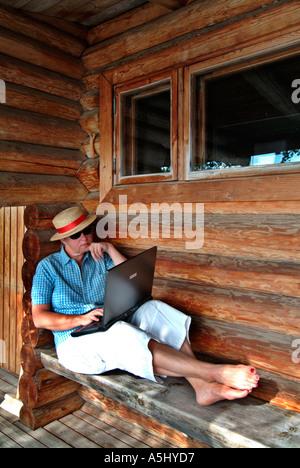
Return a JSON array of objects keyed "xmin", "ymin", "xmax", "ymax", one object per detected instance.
[{"xmin": 0, "ymin": 206, "xmax": 25, "ymax": 374}]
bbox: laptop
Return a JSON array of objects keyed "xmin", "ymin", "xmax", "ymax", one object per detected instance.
[{"xmin": 71, "ymin": 246, "xmax": 157, "ymax": 337}]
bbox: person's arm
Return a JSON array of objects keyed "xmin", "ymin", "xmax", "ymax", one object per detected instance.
[
  {"xmin": 32, "ymin": 304, "xmax": 103, "ymax": 331},
  {"xmin": 88, "ymin": 241, "xmax": 126, "ymax": 265}
]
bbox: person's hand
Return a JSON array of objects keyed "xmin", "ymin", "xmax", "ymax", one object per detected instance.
[
  {"xmin": 88, "ymin": 242, "xmax": 110, "ymax": 262},
  {"xmin": 79, "ymin": 308, "xmax": 103, "ymax": 326}
]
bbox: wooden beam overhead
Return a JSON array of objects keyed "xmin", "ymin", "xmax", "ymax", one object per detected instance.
[{"xmin": 148, "ymin": 0, "xmax": 187, "ymax": 10}]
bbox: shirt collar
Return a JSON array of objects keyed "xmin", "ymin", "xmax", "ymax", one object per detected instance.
[{"xmin": 60, "ymin": 246, "xmax": 71, "ymax": 265}]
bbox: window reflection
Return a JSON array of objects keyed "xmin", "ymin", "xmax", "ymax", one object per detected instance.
[{"xmin": 192, "ymin": 55, "xmax": 300, "ymax": 172}]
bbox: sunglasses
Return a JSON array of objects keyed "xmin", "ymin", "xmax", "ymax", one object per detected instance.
[{"xmin": 69, "ymin": 226, "xmax": 92, "ymax": 240}]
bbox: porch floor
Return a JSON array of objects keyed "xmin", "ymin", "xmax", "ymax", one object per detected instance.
[{"xmin": 0, "ymin": 368, "xmax": 177, "ymax": 449}]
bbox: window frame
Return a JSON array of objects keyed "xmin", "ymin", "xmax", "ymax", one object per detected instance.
[
  {"xmin": 99, "ymin": 45, "xmax": 300, "ymax": 203},
  {"xmin": 114, "ymin": 70, "xmax": 178, "ymax": 186},
  {"xmin": 183, "ymin": 48, "xmax": 300, "ymax": 181}
]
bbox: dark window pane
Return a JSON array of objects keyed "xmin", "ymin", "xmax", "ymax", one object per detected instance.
[
  {"xmin": 192, "ymin": 55, "xmax": 300, "ymax": 172},
  {"xmin": 121, "ymin": 83, "xmax": 171, "ymax": 177}
]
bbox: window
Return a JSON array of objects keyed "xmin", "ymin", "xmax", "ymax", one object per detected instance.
[
  {"xmin": 190, "ymin": 54, "xmax": 300, "ymax": 176},
  {"xmin": 114, "ymin": 72, "xmax": 178, "ymax": 184}
]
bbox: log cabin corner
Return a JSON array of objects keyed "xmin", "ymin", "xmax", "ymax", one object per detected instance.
[{"xmin": 0, "ymin": 0, "xmax": 300, "ymax": 448}]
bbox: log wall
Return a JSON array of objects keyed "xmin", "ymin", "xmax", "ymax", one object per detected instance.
[
  {"xmin": 0, "ymin": 6, "xmax": 92, "ymax": 207},
  {"xmin": 81, "ymin": 0, "xmax": 300, "ymax": 413}
]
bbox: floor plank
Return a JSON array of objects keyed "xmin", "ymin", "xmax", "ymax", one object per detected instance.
[
  {"xmin": 0, "ymin": 367, "xmax": 181, "ymax": 448},
  {"xmin": 0, "ymin": 413, "xmax": 47, "ymax": 448},
  {"xmin": 44, "ymin": 419, "xmax": 101, "ymax": 448},
  {"xmin": 74, "ymin": 408, "xmax": 149, "ymax": 448},
  {"xmin": 81, "ymin": 402, "xmax": 177, "ymax": 448}
]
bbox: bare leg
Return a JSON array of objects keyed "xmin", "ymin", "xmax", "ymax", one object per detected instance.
[{"xmin": 148, "ymin": 339, "xmax": 259, "ymax": 406}]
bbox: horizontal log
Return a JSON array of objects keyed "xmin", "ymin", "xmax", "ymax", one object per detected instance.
[
  {"xmin": 20, "ymin": 344, "xmax": 44, "ymax": 376},
  {"xmin": 22, "ymin": 290, "xmax": 32, "ymax": 315},
  {"xmin": 79, "ymin": 109, "xmax": 100, "ymax": 135},
  {"xmin": 86, "ymin": 194, "xmax": 300, "ymax": 216},
  {"xmin": 80, "ymin": 90, "xmax": 99, "ymax": 111},
  {"xmin": 0, "ymin": 6, "xmax": 86, "ymax": 57},
  {"xmin": 87, "ymin": 2, "xmax": 169, "ymax": 45},
  {"xmin": 24, "ymin": 204, "xmax": 75, "ymax": 230},
  {"xmin": 202, "ymin": 201, "xmax": 300, "ymax": 215},
  {"xmin": 204, "ymin": 213, "xmax": 300, "ymax": 249},
  {"xmin": 4, "ymin": 82, "xmax": 82, "ymax": 121},
  {"xmin": 0, "ymin": 26, "xmax": 86, "ymax": 79},
  {"xmin": 254, "ymin": 371, "xmax": 300, "ymax": 413},
  {"xmin": 81, "ymin": 135, "xmax": 100, "ymax": 159},
  {"xmin": 105, "ymin": 7, "xmax": 300, "ymax": 86},
  {"xmin": 80, "ymin": 388, "xmax": 207, "ymax": 448},
  {"xmin": 0, "ymin": 54, "xmax": 84, "ymax": 100},
  {"xmin": 21, "ymin": 315, "xmax": 53, "ymax": 348},
  {"xmin": 19, "ymin": 371, "xmax": 80, "ymax": 409},
  {"xmin": 106, "ymin": 174, "xmax": 300, "ymax": 205},
  {"xmin": 81, "ymin": 191, "xmax": 99, "ymax": 213},
  {"xmin": 152, "ymin": 0, "xmax": 190, "ymax": 8},
  {"xmin": 111, "ymin": 213, "xmax": 300, "ymax": 254},
  {"xmin": 190, "ymin": 316, "xmax": 300, "ymax": 381},
  {"xmin": 22, "ymin": 260, "xmax": 36, "ymax": 292},
  {"xmin": 82, "ymin": 72, "xmax": 99, "ymax": 92},
  {"xmin": 112, "ymin": 238, "xmax": 297, "ymax": 265},
  {"xmin": 19, "ymin": 392, "xmax": 83, "ymax": 430},
  {"xmin": 154, "ymin": 251, "xmax": 300, "ymax": 299},
  {"xmin": 83, "ymin": 0, "xmax": 283, "ymax": 69},
  {"xmin": 80, "ymin": 363, "xmax": 300, "ymax": 417},
  {"xmin": 76, "ymin": 158, "xmax": 100, "ymax": 192},
  {"xmin": 23, "ymin": 229, "xmax": 60, "ymax": 263},
  {"xmin": 0, "ymin": 141, "xmax": 85, "ymax": 177},
  {"xmin": 193, "ymin": 352, "xmax": 300, "ymax": 413},
  {"xmin": 27, "ymin": 11, "xmax": 88, "ymax": 41},
  {"xmin": 21, "ymin": 315, "xmax": 37, "ymax": 347},
  {"xmin": 0, "ymin": 106, "xmax": 86, "ymax": 149},
  {"xmin": 104, "ymin": 212, "xmax": 300, "ymax": 262},
  {"xmin": 0, "ymin": 172, "xmax": 88, "ymax": 207},
  {"xmin": 153, "ymin": 277, "xmax": 300, "ymax": 337}
]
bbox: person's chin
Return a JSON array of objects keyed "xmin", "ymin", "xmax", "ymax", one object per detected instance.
[{"xmin": 80, "ymin": 243, "xmax": 90, "ymax": 252}]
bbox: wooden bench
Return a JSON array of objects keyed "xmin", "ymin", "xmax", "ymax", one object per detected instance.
[{"xmin": 23, "ymin": 346, "xmax": 298, "ymax": 449}]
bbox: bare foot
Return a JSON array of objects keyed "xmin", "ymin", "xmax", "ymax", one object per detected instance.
[
  {"xmin": 195, "ymin": 379, "xmax": 249, "ymax": 406},
  {"xmin": 212, "ymin": 364, "xmax": 259, "ymax": 391}
]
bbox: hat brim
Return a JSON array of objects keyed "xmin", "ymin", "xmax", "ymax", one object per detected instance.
[{"xmin": 50, "ymin": 214, "xmax": 97, "ymax": 241}]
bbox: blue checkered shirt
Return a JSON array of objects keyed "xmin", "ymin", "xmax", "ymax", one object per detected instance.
[{"xmin": 31, "ymin": 246, "xmax": 115, "ymax": 348}]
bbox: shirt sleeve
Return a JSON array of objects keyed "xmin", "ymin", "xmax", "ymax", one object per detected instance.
[
  {"xmin": 31, "ymin": 260, "xmax": 55, "ymax": 305},
  {"xmin": 104, "ymin": 252, "xmax": 115, "ymax": 271}
]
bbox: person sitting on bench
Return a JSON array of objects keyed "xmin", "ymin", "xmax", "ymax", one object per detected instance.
[{"xmin": 31, "ymin": 206, "xmax": 260, "ymax": 406}]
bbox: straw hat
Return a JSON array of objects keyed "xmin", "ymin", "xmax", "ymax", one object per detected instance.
[{"xmin": 50, "ymin": 206, "xmax": 96, "ymax": 241}]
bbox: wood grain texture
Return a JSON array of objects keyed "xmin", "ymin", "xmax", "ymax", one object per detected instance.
[
  {"xmin": 0, "ymin": 173, "xmax": 88, "ymax": 207},
  {"xmin": 0, "ymin": 206, "xmax": 24, "ymax": 373},
  {"xmin": 41, "ymin": 349, "xmax": 300, "ymax": 447}
]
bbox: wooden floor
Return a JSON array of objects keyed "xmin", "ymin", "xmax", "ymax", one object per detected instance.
[{"xmin": 0, "ymin": 368, "xmax": 177, "ymax": 449}]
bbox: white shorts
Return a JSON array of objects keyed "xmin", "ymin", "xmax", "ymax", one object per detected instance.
[{"xmin": 56, "ymin": 300, "xmax": 191, "ymax": 382}]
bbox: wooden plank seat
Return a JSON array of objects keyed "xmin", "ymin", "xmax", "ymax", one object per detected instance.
[{"xmin": 35, "ymin": 347, "xmax": 300, "ymax": 449}]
